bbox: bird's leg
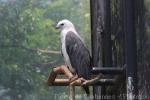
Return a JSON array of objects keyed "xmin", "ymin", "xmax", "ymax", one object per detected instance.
[
  {"xmin": 78, "ymin": 77, "xmax": 86, "ymax": 82},
  {"xmin": 69, "ymin": 74, "xmax": 78, "ymax": 86},
  {"xmin": 70, "ymin": 77, "xmax": 86, "ymax": 86},
  {"xmin": 69, "ymin": 73, "xmax": 78, "ymax": 83}
]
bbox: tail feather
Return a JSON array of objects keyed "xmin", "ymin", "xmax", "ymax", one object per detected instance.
[{"xmin": 82, "ymin": 86, "xmax": 90, "ymax": 96}]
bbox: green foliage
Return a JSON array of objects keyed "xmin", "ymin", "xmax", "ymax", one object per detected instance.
[{"xmin": 0, "ymin": 0, "xmax": 90, "ymax": 100}]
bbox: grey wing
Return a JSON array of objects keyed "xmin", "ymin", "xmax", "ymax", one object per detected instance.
[{"xmin": 65, "ymin": 31, "xmax": 91, "ymax": 79}]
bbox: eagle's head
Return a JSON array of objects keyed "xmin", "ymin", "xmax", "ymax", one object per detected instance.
[{"xmin": 56, "ymin": 19, "xmax": 75, "ymax": 30}]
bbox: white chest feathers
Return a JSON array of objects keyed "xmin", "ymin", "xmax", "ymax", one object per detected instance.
[{"xmin": 61, "ymin": 29, "xmax": 75, "ymax": 73}]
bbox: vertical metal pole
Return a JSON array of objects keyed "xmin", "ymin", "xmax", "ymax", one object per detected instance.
[{"xmin": 123, "ymin": 0, "xmax": 138, "ymax": 99}]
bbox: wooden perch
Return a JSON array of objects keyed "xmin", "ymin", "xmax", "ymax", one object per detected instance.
[
  {"xmin": 47, "ymin": 65, "xmax": 115, "ymax": 86},
  {"xmin": 47, "ymin": 65, "xmax": 101, "ymax": 86},
  {"xmin": 47, "ymin": 65, "xmax": 76, "ymax": 100},
  {"xmin": 47, "ymin": 65, "xmax": 115, "ymax": 100},
  {"xmin": 48, "ymin": 78, "xmax": 115, "ymax": 86},
  {"xmin": 47, "ymin": 65, "xmax": 74, "ymax": 86}
]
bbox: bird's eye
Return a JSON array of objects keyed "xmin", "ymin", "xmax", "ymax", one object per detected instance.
[{"xmin": 61, "ymin": 23, "xmax": 64, "ymax": 26}]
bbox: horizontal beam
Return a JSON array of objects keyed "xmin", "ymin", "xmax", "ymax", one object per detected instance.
[
  {"xmin": 92, "ymin": 67, "xmax": 125, "ymax": 75},
  {"xmin": 48, "ymin": 78, "xmax": 115, "ymax": 86}
]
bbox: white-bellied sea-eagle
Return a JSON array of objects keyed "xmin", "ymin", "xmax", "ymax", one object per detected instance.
[{"xmin": 56, "ymin": 19, "xmax": 91, "ymax": 96}]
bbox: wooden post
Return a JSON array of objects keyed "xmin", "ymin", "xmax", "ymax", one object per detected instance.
[
  {"xmin": 90, "ymin": 0, "xmax": 111, "ymax": 99},
  {"xmin": 69, "ymin": 85, "xmax": 75, "ymax": 100},
  {"xmin": 123, "ymin": 0, "xmax": 138, "ymax": 99},
  {"xmin": 90, "ymin": 0, "xmax": 104, "ymax": 99}
]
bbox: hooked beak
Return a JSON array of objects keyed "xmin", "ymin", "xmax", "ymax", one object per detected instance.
[{"xmin": 55, "ymin": 24, "xmax": 59, "ymax": 29}]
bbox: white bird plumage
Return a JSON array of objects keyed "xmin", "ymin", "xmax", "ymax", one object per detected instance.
[
  {"xmin": 56, "ymin": 19, "xmax": 91, "ymax": 96},
  {"xmin": 56, "ymin": 19, "xmax": 81, "ymax": 73}
]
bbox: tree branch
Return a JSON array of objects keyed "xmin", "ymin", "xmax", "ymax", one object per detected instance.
[
  {"xmin": 36, "ymin": 48, "xmax": 61, "ymax": 55},
  {"xmin": 0, "ymin": 44, "xmax": 61, "ymax": 55}
]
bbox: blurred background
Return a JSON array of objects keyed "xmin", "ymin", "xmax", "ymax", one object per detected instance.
[{"xmin": 0, "ymin": 0, "xmax": 90, "ymax": 100}]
